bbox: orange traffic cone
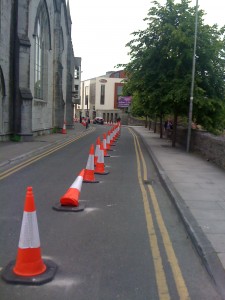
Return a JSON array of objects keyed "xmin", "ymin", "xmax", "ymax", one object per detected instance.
[
  {"xmin": 61, "ymin": 121, "xmax": 67, "ymax": 134},
  {"xmin": 103, "ymin": 133, "xmax": 110, "ymax": 157},
  {"xmin": 53, "ymin": 170, "xmax": 85, "ymax": 212},
  {"xmin": 110, "ymin": 128, "xmax": 116, "ymax": 146},
  {"xmin": 95, "ymin": 142, "xmax": 109, "ymax": 175},
  {"xmin": 106, "ymin": 131, "xmax": 113, "ymax": 151},
  {"xmin": 115, "ymin": 124, "xmax": 120, "ymax": 140},
  {"xmin": 2, "ymin": 187, "xmax": 57, "ymax": 285},
  {"xmin": 94, "ymin": 137, "xmax": 101, "ymax": 165},
  {"xmin": 83, "ymin": 144, "xmax": 99, "ymax": 183},
  {"xmin": 13, "ymin": 187, "xmax": 46, "ymax": 277}
]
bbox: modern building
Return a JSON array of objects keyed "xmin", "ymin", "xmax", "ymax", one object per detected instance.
[
  {"xmin": 72, "ymin": 56, "xmax": 82, "ymax": 119},
  {"xmin": 0, "ymin": 0, "xmax": 77, "ymax": 141},
  {"xmin": 78, "ymin": 70, "xmax": 131, "ymax": 124}
]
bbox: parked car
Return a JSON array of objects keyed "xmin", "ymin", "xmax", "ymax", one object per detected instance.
[{"xmin": 93, "ymin": 117, "xmax": 104, "ymax": 125}]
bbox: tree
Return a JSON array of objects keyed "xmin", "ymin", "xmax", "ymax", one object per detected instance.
[{"xmin": 121, "ymin": 0, "xmax": 225, "ymax": 145}]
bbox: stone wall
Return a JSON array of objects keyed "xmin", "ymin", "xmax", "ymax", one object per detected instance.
[
  {"xmin": 145, "ymin": 120, "xmax": 225, "ymax": 170},
  {"xmin": 128, "ymin": 117, "xmax": 225, "ymax": 170},
  {"xmin": 128, "ymin": 116, "xmax": 146, "ymax": 126},
  {"xmin": 188, "ymin": 130, "xmax": 225, "ymax": 170}
]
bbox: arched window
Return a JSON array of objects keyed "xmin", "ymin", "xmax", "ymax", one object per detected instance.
[
  {"xmin": 34, "ymin": 20, "xmax": 42, "ymax": 98},
  {"xmin": 34, "ymin": 0, "xmax": 51, "ymax": 100}
]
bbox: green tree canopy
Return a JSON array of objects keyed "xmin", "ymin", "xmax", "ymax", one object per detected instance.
[{"xmin": 121, "ymin": 0, "xmax": 225, "ymax": 136}]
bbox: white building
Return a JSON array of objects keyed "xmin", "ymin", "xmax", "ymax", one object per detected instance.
[{"xmin": 78, "ymin": 70, "xmax": 130, "ymax": 124}]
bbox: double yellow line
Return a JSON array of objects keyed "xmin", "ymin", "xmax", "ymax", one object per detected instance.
[
  {"xmin": 0, "ymin": 128, "xmax": 95, "ymax": 181},
  {"xmin": 130, "ymin": 128, "xmax": 190, "ymax": 300}
]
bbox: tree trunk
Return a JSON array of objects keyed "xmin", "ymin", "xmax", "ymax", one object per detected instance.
[
  {"xmin": 145, "ymin": 115, "xmax": 147, "ymax": 128},
  {"xmin": 172, "ymin": 112, "xmax": 178, "ymax": 147},
  {"xmin": 160, "ymin": 114, "xmax": 163, "ymax": 138},
  {"xmin": 154, "ymin": 115, "xmax": 157, "ymax": 133}
]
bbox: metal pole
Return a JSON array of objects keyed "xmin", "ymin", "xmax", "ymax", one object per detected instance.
[{"xmin": 186, "ymin": 0, "xmax": 198, "ymax": 152}]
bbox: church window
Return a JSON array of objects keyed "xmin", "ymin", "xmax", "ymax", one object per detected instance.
[
  {"xmin": 34, "ymin": 20, "xmax": 42, "ymax": 99},
  {"xmin": 34, "ymin": 1, "xmax": 51, "ymax": 100}
]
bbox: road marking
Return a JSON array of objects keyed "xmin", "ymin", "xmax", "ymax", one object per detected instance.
[
  {"xmin": 130, "ymin": 128, "xmax": 190, "ymax": 300},
  {"xmin": 0, "ymin": 128, "xmax": 95, "ymax": 180},
  {"xmin": 130, "ymin": 129, "xmax": 170, "ymax": 300}
]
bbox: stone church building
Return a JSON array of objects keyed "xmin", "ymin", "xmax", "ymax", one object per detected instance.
[{"xmin": 0, "ymin": 0, "xmax": 77, "ymax": 141}]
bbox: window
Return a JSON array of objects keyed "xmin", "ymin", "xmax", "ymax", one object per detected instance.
[
  {"xmin": 100, "ymin": 85, "xmax": 105, "ymax": 105},
  {"xmin": 34, "ymin": 20, "xmax": 42, "ymax": 98},
  {"xmin": 34, "ymin": 1, "xmax": 51, "ymax": 100},
  {"xmin": 74, "ymin": 67, "xmax": 79, "ymax": 79},
  {"xmin": 117, "ymin": 85, "xmax": 123, "ymax": 97},
  {"xmin": 74, "ymin": 85, "xmax": 79, "ymax": 98},
  {"xmin": 85, "ymin": 86, "xmax": 89, "ymax": 106}
]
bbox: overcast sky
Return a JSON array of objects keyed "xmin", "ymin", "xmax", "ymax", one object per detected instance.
[{"xmin": 69, "ymin": 0, "xmax": 225, "ymax": 81}]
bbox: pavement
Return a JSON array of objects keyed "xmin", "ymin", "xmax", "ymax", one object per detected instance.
[
  {"xmin": 0, "ymin": 123, "xmax": 89, "ymax": 169},
  {"xmin": 1, "ymin": 123, "xmax": 225, "ymax": 297}
]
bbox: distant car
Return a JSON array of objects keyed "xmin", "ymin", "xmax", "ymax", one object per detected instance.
[{"xmin": 93, "ymin": 117, "xmax": 104, "ymax": 125}]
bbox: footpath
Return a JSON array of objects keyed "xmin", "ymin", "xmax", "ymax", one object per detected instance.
[
  {"xmin": 0, "ymin": 123, "xmax": 88, "ymax": 169},
  {"xmin": 1, "ymin": 124, "xmax": 225, "ymax": 297}
]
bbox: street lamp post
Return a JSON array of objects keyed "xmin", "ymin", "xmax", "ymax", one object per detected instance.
[{"xmin": 186, "ymin": 0, "xmax": 199, "ymax": 152}]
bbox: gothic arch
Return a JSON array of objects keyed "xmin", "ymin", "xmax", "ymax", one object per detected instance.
[
  {"xmin": 33, "ymin": 0, "xmax": 52, "ymax": 100},
  {"xmin": 34, "ymin": 0, "xmax": 51, "ymax": 50}
]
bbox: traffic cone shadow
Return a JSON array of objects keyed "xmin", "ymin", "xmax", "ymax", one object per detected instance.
[
  {"xmin": 1, "ymin": 187, "xmax": 57, "ymax": 285},
  {"xmin": 53, "ymin": 169, "xmax": 85, "ymax": 212},
  {"xmin": 83, "ymin": 144, "xmax": 99, "ymax": 183}
]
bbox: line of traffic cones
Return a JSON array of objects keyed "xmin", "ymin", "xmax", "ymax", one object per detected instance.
[{"xmin": 1, "ymin": 121, "xmax": 121, "ymax": 286}]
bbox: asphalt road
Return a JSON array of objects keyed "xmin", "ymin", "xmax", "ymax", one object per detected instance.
[{"xmin": 0, "ymin": 125, "xmax": 222, "ymax": 299}]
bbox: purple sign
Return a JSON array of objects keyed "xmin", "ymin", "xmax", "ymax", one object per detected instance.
[{"xmin": 118, "ymin": 96, "xmax": 132, "ymax": 108}]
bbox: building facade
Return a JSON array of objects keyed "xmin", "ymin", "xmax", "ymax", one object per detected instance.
[
  {"xmin": 72, "ymin": 56, "xmax": 82, "ymax": 117},
  {"xmin": 0, "ymin": 0, "xmax": 78, "ymax": 141},
  {"xmin": 79, "ymin": 70, "xmax": 129, "ymax": 124}
]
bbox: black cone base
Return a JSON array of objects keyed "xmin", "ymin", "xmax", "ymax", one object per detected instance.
[
  {"xmin": 52, "ymin": 202, "xmax": 85, "ymax": 212},
  {"xmin": 1, "ymin": 259, "xmax": 57, "ymax": 285}
]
